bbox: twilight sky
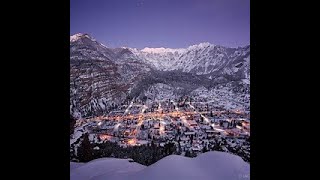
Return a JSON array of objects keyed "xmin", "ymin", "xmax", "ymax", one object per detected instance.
[{"xmin": 70, "ymin": 0, "xmax": 250, "ymax": 49}]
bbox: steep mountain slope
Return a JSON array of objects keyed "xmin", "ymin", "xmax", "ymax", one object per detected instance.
[
  {"xmin": 70, "ymin": 33, "xmax": 115, "ymax": 61},
  {"xmin": 70, "ymin": 34, "xmax": 151, "ymax": 118},
  {"xmin": 70, "ymin": 33, "xmax": 250, "ymax": 118},
  {"xmin": 70, "ymin": 151, "xmax": 250, "ymax": 180}
]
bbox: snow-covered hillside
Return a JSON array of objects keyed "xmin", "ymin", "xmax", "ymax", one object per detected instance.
[
  {"xmin": 190, "ymin": 84, "xmax": 250, "ymax": 111},
  {"xmin": 143, "ymin": 83, "xmax": 177, "ymax": 101},
  {"xmin": 70, "ymin": 151, "xmax": 249, "ymax": 180}
]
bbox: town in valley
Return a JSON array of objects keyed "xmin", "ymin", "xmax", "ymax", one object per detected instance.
[{"xmin": 71, "ymin": 87, "xmax": 250, "ymax": 163}]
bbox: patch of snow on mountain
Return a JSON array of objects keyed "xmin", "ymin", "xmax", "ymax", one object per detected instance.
[
  {"xmin": 70, "ymin": 33, "xmax": 95, "ymax": 42},
  {"xmin": 187, "ymin": 42, "xmax": 214, "ymax": 50},
  {"xmin": 141, "ymin": 47, "xmax": 185, "ymax": 54},
  {"xmin": 242, "ymin": 79, "xmax": 250, "ymax": 85}
]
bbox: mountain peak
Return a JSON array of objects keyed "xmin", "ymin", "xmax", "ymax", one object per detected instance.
[
  {"xmin": 187, "ymin": 42, "xmax": 213, "ymax": 50},
  {"xmin": 70, "ymin": 33, "xmax": 94, "ymax": 42},
  {"xmin": 70, "ymin": 33, "xmax": 109, "ymax": 48}
]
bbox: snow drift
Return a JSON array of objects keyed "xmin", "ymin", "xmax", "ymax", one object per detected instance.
[{"xmin": 70, "ymin": 151, "xmax": 250, "ymax": 180}]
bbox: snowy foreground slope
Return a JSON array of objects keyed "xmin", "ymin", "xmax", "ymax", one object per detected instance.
[
  {"xmin": 70, "ymin": 158, "xmax": 146, "ymax": 180},
  {"xmin": 70, "ymin": 151, "xmax": 250, "ymax": 180}
]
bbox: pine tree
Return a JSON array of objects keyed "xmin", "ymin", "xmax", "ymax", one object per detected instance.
[
  {"xmin": 190, "ymin": 134, "xmax": 194, "ymax": 144},
  {"xmin": 78, "ymin": 133, "xmax": 93, "ymax": 162},
  {"xmin": 192, "ymin": 151, "xmax": 197, "ymax": 157},
  {"xmin": 177, "ymin": 142, "xmax": 182, "ymax": 155},
  {"xmin": 151, "ymin": 140, "xmax": 156, "ymax": 148},
  {"xmin": 70, "ymin": 115, "xmax": 76, "ymax": 135},
  {"xmin": 202, "ymin": 146, "xmax": 208, "ymax": 153},
  {"xmin": 185, "ymin": 150, "xmax": 191, "ymax": 157}
]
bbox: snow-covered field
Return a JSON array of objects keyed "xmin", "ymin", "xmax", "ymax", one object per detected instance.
[{"xmin": 70, "ymin": 151, "xmax": 249, "ymax": 180}]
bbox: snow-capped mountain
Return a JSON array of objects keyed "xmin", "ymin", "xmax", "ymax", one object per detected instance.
[
  {"xmin": 128, "ymin": 47, "xmax": 186, "ymax": 70},
  {"xmin": 70, "ymin": 33, "xmax": 249, "ymax": 77},
  {"xmin": 130, "ymin": 42, "xmax": 250, "ymax": 78},
  {"xmin": 70, "ymin": 151, "xmax": 250, "ymax": 180},
  {"xmin": 70, "ymin": 33, "xmax": 250, "ymax": 118}
]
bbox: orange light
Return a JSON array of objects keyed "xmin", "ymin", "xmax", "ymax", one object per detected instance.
[
  {"xmin": 128, "ymin": 139, "xmax": 136, "ymax": 145},
  {"xmin": 99, "ymin": 134, "xmax": 111, "ymax": 141}
]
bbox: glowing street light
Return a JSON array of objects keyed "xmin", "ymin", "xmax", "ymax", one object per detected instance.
[{"xmin": 128, "ymin": 139, "xmax": 136, "ymax": 146}]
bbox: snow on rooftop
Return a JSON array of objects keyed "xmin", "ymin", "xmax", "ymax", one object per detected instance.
[
  {"xmin": 188, "ymin": 120, "xmax": 198, "ymax": 125},
  {"xmin": 137, "ymin": 140, "xmax": 149, "ymax": 145},
  {"xmin": 184, "ymin": 131, "xmax": 196, "ymax": 135},
  {"xmin": 213, "ymin": 128, "xmax": 225, "ymax": 132}
]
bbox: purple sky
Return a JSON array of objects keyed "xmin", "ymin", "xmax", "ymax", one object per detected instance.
[{"xmin": 71, "ymin": 0, "xmax": 250, "ymax": 48}]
